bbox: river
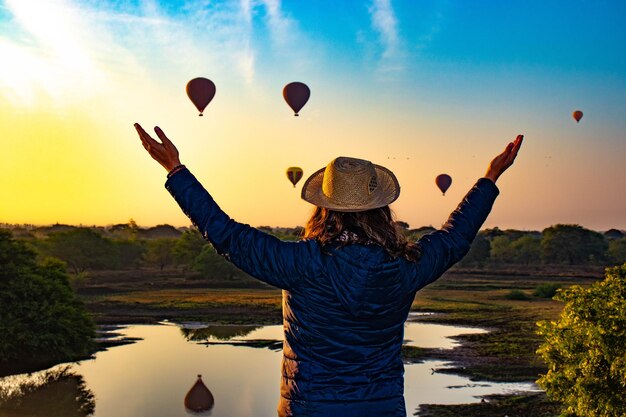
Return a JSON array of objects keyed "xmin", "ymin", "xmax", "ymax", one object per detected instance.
[{"xmin": 0, "ymin": 317, "xmax": 538, "ymax": 416}]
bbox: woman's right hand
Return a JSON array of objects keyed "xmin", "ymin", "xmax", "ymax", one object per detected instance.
[
  {"xmin": 484, "ymin": 134, "xmax": 523, "ymax": 183},
  {"xmin": 134, "ymin": 123, "xmax": 182, "ymax": 172}
]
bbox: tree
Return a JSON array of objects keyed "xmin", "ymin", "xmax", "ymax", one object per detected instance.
[
  {"xmin": 536, "ymin": 264, "xmax": 626, "ymax": 416},
  {"xmin": 0, "ymin": 231, "xmax": 94, "ymax": 374},
  {"xmin": 143, "ymin": 238, "xmax": 177, "ymax": 271},
  {"xmin": 39, "ymin": 228, "xmax": 112, "ymax": 274},
  {"xmin": 110, "ymin": 239, "xmax": 145, "ymax": 269},
  {"xmin": 510, "ymin": 235, "xmax": 541, "ymax": 264},
  {"xmin": 458, "ymin": 232, "xmax": 491, "ymax": 266},
  {"xmin": 609, "ymin": 238, "xmax": 626, "ymax": 265},
  {"xmin": 192, "ymin": 245, "xmax": 243, "ymax": 280},
  {"xmin": 490, "ymin": 235, "xmax": 515, "ymax": 263},
  {"xmin": 541, "ymin": 224, "xmax": 608, "ymax": 265},
  {"xmin": 173, "ymin": 229, "xmax": 207, "ymax": 269}
]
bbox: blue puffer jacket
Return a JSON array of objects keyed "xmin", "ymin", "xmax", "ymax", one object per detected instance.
[{"xmin": 165, "ymin": 168, "xmax": 499, "ymax": 417}]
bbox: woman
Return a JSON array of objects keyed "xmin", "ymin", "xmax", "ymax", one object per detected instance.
[{"xmin": 135, "ymin": 123, "xmax": 522, "ymax": 417}]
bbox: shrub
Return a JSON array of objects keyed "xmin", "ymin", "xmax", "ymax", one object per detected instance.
[
  {"xmin": 533, "ymin": 283, "xmax": 562, "ymax": 299},
  {"xmin": 536, "ymin": 264, "xmax": 626, "ymax": 416},
  {"xmin": 505, "ymin": 289, "xmax": 530, "ymax": 300},
  {"xmin": 0, "ymin": 231, "xmax": 94, "ymax": 374}
]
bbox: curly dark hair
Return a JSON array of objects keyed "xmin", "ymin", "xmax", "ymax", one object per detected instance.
[{"xmin": 302, "ymin": 206, "xmax": 421, "ymax": 262}]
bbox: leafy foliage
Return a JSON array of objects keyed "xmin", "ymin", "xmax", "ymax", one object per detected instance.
[
  {"xmin": 143, "ymin": 238, "xmax": 178, "ymax": 271},
  {"xmin": 608, "ymin": 238, "xmax": 626, "ymax": 265},
  {"xmin": 173, "ymin": 229, "xmax": 207, "ymax": 267},
  {"xmin": 536, "ymin": 264, "xmax": 626, "ymax": 417},
  {"xmin": 541, "ymin": 224, "xmax": 608, "ymax": 265},
  {"xmin": 0, "ymin": 231, "xmax": 94, "ymax": 373},
  {"xmin": 38, "ymin": 228, "xmax": 113, "ymax": 273},
  {"xmin": 192, "ymin": 245, "xmax": 256, "ymax": 283},
  {"xmin": 533, "ymin": 283, "xmax": 561, "ymax": 298},
  {"xmin": 458, "ymin": 232, "xmax": 491, "ymax": 266},
  {"xmin": 533, "ymin": 283, "xmax": 562, "ymax": 299}
]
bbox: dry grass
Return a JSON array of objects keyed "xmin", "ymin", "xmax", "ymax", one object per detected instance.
[{"xmin": 106, "ymin": 288, "xmax": 282, "ymax": 308}]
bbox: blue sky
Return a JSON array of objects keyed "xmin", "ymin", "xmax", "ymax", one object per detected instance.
[{"xmin": 1, "ymin": 0, "xmax": 625, "ymax": 229}]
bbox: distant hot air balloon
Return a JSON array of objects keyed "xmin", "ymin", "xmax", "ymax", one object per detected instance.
[
  {"xmin": 435, "ymin": 174, "xmax": 452, "ymax": 195},
  {"xmin": 283, "ymin": 82, "xmax": 310, "ymax": 116},
  {"xmin": 184, "ymin": 375, "xmax": 214, "ymax": 412},
  {"xmin": 286, "ymin": 167, "xmax": 303, "ymax": 188},
  {"xmin": 572, "ymin": 110, "xmax": 583, "ymax": 123},
  {"xmin": 186, "ymin": 78, "xmax": 216, "ymax": 116}
]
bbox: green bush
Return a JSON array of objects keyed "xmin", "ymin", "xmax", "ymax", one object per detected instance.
[
  {"xmin": 533, "ymin": 283, "xmax": 562, "ymax": 299},
  {"xmin": 609, "ymin": 238, "xmax": 626, "ymax": 265},
  {"xmin": 536, "ymin": 264, "xmax": 626, "ymax": 416},
  {"xmin": 505, "ymin": 289, "xmax": 530, "ymax": 300},
  {"xmin": 0, "ymin": 231, "xmax": 94, "ymax": 374}
]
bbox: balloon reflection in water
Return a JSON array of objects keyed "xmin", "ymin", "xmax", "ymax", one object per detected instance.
[{"xmin": 184, "ymin": 374, "xmax": 214, "ymax": 413}]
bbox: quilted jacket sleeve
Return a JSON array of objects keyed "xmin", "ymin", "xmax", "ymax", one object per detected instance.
[
  {"xmin": 164, "ymin": 168, "xmax": 315, "ymax": 290},
  {"xmin": 413, "ymin": 178, "xmax": 499, "ymax": 291}
]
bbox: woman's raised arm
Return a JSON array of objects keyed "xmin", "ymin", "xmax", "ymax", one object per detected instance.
[{"xmin": 412, "ymin": 134, "xmax": 524, "ymax": 291}]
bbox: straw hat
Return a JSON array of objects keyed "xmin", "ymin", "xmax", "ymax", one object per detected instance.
[{"xmin": 301, "ymin": 156, "xmax": 400, "ymax": 212}]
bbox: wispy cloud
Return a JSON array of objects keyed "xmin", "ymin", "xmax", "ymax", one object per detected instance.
[
  {"xmin": 0, "ymin": 0, "xmax": 313, "ymax": 107},
  {"xmin": 368, "ymin": 0, "xmax": 404, "ymax": 74},
  {"xmin": 260, "ymin": 0, "xmax": 292, "ymax": 48}
]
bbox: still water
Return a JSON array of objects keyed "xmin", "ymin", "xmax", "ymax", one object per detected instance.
[{"xmin": 0, "ymin": 319, "xmax": 538, "ymax": 417}]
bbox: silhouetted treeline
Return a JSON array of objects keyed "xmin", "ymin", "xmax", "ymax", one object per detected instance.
[
  {"xmin": 1, "ymin": 221, "xmax": 304, "ymax": 287},
  {"xmin": 1, "ymin": 222, "xmax": 625, "ymax": 283},
  {"xmin": 455, "ymin": 225, "xmax": 625, "ymax": 267}
]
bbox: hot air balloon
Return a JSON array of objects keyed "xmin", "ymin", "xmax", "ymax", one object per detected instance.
[
  {"xmin": 572, "ymin": 110, "xmax": 583, "ymax": 123},
  {"xmin": 283, "ymin": 82, "xmax": 310, "ymax": 116},
  {"xmin": 435, "ymin": 174, "xmax": 452, "ymax": 195},
  {"xmin": 286, "ymin": 167, "xmax": 303, "ymax": 187},
  {"xmin": 186, "ymin": 78, "xmax": 216, "ymax": 116},
  {"xmin": 184, "ymin": 375, "xmax": 214, "ymax": 412}
]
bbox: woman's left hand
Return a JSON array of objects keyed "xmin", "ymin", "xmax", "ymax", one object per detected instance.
[
  {"xmin": 134, "ymin": 123, "xmax": 182, "ymax": 172},
  {"xmin": 484, "ymin": 134, "xmax": 523, "ymax": 183}
]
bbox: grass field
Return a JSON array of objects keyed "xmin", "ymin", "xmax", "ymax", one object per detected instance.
[{"xmin": 80, "ymin": 265, "xmax": 606, "ymax": 416}]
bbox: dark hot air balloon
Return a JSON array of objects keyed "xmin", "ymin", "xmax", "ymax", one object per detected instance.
[
  {"xmin": 186, "ymin": 78, "xmax": 216, "ymax": 116},
  {"xmin": 572, "ymin": 110, "xmax": 583, "ymax": 123},
  {"xmin": 283, "ymin": 82, "xmax": 310, "ymax": 116},
  {"xmin": 435, "ymin": 174, "xmax": 452, "ymax": 195},
  {"xmin": 286, "ymin": 167, "xmax": 303, "ymax": 187},
  {"xmin": 184, "ymin": 375, "xmax": 214, "ymax": 412}
]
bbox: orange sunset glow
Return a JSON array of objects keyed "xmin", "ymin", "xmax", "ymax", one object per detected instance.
[{"xmin": 1, "ymin": 0, "xmax": 625, "ymax": 231}]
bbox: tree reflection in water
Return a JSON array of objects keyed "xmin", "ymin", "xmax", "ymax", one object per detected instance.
[
  {"xmin": 181, "ymin": 325, "xmax": 261, "ymax": 341},
  {"xmin": 180, "ymin": 324, "xmax": 283, "ymax": 350},
  {"xmin": 0, "ymin": 366, "xmax": 95, "ymax": 417}
]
